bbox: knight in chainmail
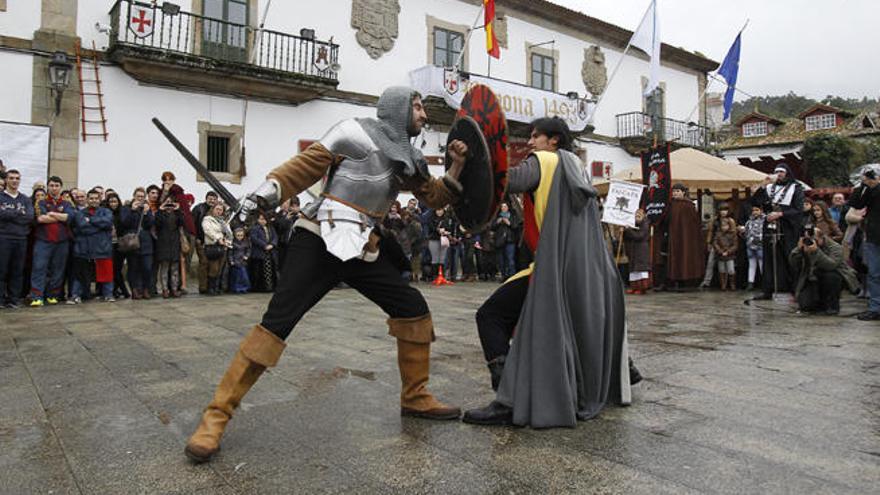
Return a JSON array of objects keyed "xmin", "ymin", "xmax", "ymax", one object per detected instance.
[{"xmin": 183, "ymin": 86, "xmax": 470, "ymax": 463}]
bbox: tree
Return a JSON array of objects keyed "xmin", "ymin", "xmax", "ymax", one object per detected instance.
[{"xmin": 801, "ymin": 134, "xmax": 854, "ymax": 187}]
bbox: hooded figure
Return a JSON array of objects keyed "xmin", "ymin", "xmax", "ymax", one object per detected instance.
[
  {"xmin": 751, "ymin": 163, "xmax": 804, "ymax": 298},
  {"xmin": 183, "ymin": 86, "xmax": 472, "ymax": 464}
]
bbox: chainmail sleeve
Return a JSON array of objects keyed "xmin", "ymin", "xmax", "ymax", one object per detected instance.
[{"xmin": 507, "ymin": 155, "xmax": 542, "ymax": 194}]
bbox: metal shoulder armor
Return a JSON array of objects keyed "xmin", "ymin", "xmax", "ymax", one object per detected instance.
[{"xmin": 319, "ymin": 119, "xmax": 374, "ymax": 160}]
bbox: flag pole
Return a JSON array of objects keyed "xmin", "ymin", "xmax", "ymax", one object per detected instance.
[
  {"xmin": 454, "ymin": 4, "xmax": 486, "ymax": 73},
  {"xmin": 586, "ymin": 0, "xmax": 654, "ymax": 124}
]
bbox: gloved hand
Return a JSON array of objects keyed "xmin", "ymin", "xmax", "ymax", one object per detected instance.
[{"xmin": 235, "ymin": 180, "xmax": 280, "ymax": 223}]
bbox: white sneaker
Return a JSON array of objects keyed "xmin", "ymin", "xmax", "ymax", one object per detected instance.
[
  {"xmin": 66, "ymin": 297, "xmax": 82, "ymax": 305},
  {"xmin": 104, "ymin": 297, "xmax": 116, "ymax": 303}
]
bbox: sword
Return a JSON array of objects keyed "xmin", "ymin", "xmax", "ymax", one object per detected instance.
[{"xmin": 151, "ymin": 117, "xmax": 240, "ymax": 211}]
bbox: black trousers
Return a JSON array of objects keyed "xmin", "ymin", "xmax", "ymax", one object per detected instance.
[
  {"xmin": 797, "ymin": 270, "xmax": 843, "ymax": 312},
  {"xmin": 762, "ymin": 230, "xmax": 796, "ymax": 295},
  {"xmin": 261, "ymin": 229, "xmax": 429, "ymax": 340},
  {"xmin": 475, "ymin": 276, "xmax": 529, "ymax": 362}
]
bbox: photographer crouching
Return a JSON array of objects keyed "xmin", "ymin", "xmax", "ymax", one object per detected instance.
[{"xmin": 789, "ymin": 225, "xmax": 858, "ymax": 315}]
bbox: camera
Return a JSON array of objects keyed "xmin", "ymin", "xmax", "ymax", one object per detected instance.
[{"xmin": 803, "ymin": 224, "xmax": 815, "ymax": 247}]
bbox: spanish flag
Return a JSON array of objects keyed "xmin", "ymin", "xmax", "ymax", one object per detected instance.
[{"xmin": 484, "ymin": 0, "xmax": 500, "ymax": 58}]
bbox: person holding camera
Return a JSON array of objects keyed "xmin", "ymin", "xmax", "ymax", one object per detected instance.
[
  {"xmin": 789, "ymin": 225, "xmax": 858, "ymax": 315},
  {"xmin": 751, "ymin": 163, "xmax": 804, "ymax": 300},
  {"xmin": 848, "ymin": 168, "xmax": 880, "ymax": 320}
]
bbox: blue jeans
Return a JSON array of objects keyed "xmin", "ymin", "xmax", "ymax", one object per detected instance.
[
  {"xmin": 30, "ymin": 240, "xmax": 69, "ymax": 300},
  {"xmin": 445, "ymin": 244, "xmax": 462, "ymax": 280},
  {"xmin": 863, "ymin": 241, "xmax": 880, "ymax": 312},
  {"xmin": 497, "ymin": 243, "xmax": 516, "ymax": 279},
  {"xmin": 0, "ymin": 238, "xmax": 27, "ymax": 304},
  {"xmin": 70, "ymin": 257, "xmax": 113, "ymax": 299}
]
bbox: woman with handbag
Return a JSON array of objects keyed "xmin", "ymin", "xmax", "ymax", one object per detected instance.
[
  {"xmin": 119, "ymin": 188, "xmax": 155, "ymax": 300},
  {"xmin": 202, "ymin": 203, "xmax": 232, "ymax": 295},
  {"xmin": 492, "ymin": 203, "xmax": 517, "ymax": 280},
  {"xmin": 427, "ymin": 208, "xmax": 454, "ymax": 281}
]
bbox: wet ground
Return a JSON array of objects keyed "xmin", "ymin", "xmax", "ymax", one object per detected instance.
[{"xmin": 1, "ymin": 283, "xmax": 878, "ymax": 494}]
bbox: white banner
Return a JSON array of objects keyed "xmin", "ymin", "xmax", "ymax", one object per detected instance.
[
  {"xmin": 0, "ymin": 121, "xmax": 50, "ymax": 194},
  {"xmin": 409, "ymin": 65, "xmax": 594, "ymax": 131},
  {"xmin": 602, "ymin": 180, "xmax": 645, "ymax": 228}
]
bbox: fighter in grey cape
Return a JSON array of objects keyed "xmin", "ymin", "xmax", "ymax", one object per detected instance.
[
  {"xmin": 464, "ymin": 117, "xmax": 636, "ymax": 428},
  {"xmin": 184, "ymin": 87, "xmax": 470, "ymax": 463}
]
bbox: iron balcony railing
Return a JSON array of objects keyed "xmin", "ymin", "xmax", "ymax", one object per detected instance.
[
  {"xmin": 616, "ymin": 112, "xmax": 709, "ymax": 148},
  {"xmin": 108, "ymin": 0, "xmax": 339, "ymax": 82}
]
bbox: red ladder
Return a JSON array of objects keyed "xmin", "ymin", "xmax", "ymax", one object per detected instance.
[{"xmin": 75, "ymin": 40, "xmax": 108, "ymax": 142}]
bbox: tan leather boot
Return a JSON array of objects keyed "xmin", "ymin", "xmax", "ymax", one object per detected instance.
[
  {"xmin": 719, "ymin": 272, "xmax": 728, "ymax": 291},
  {"xmin": 184, "ymin": 325, "xmax": 286, "ymax": 463},
  {"xmin": 388, "ymin": 315, "xmax": 460, "ymax": 420}
]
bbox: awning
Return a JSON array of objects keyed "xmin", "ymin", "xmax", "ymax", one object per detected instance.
[
  {"xmin": 594, "ymin": 147, "xmax": 768, "ymax": 195},
  {"xmin": 409, "ymin": 65, "xmax": 594, "ymax": 131}
]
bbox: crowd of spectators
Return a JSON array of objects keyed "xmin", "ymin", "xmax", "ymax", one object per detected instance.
[
  {"xmin": 0, "ymin": 167, "xmax": 300, "ymax": 309},
  {"xmin": 2, "ymin": 161, "xmax": 879, "ymax": 321}
]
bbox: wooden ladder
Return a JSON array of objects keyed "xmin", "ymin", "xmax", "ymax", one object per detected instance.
[{"xmin": 75, "ymin": 40, "xmax": 108, "ymax": 142}]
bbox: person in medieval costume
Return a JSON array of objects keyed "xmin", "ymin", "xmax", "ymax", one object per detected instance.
[
  {"xmin": 184, "ymin": 87, "xmax": 469, "ymax": 463},
  {"xmin": 750, "ymin": 163, "xmax": 805, "ymax": 300},
  {"xmin": 463, "ymin": 117, "xmax": 635, "ymax": 428},
  {"xmin": 658, "ymin": 183, "xmax": 705, "ymax": 290}
]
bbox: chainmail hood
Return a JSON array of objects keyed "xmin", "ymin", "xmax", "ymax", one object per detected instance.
[{"xmin": 356, "ymin": 86, "xmax": 428, "ymax": 178}]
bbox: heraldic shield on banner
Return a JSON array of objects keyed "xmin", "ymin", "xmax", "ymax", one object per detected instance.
[
  {"xmin": 128, "ymin": 4, "xmax": 154, "ymax": 38},
  {"xmin": 313, "ymin": 45, "xmax": 330, "ymax": 72},
  {"xmin": 443, "ymin": 69, "xmax": 461, "ymax": 96}
]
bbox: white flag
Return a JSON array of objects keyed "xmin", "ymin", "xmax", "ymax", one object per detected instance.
[{"xmin": 629, "ymin": 0, "xmax": 661, "ymax": 96}]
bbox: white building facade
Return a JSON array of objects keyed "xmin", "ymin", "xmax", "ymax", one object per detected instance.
[{"xmin": 0, "ymin": 0, "xmax": 717, "ymax": 201}]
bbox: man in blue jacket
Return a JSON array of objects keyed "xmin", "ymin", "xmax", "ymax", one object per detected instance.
[
  {"xmin": 68, "ymin": 188, "xmax": 114, "ymax": 304},
  {"xmin": 0, "ymin": 169, "xmax": 34, "ymax": 308}
]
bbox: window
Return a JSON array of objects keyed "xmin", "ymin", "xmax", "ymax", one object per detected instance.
[
  {"xmin": 198, "ymin": 121, "xmax": 244, "ymax": 183},
  {"xmin": 0, "ymin": 0, "xmax": 7, "ymax": 12},
  {"xmin": 530, "ymin": 53, "xmax": 555, "ymax": 91},
  {"xmin": 433, "ymin": 28, "xmax": 464, "ymax": 68},
  {"xmin": 206, "ymin": 135, "xmax": 230, "ymax": 173},
  {"xmin": 202, "ymin": 0, "xmax": 249, "ymax": 62},
  {"xmin": 742, "ymin": 121, "xmax": 768, "ymax": 137},
  {"xmin": 805, "ymin": 113, "xmax": 836, "ymax": 131}
]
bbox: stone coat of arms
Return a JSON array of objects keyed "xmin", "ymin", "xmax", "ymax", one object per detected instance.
[
  {"xmin": 582, "ymin": 46, "xmax": 608, "ymax": 97},
  {"xmin": 351, "ymin": 0, "xmax": 400, "ymax": 59}
]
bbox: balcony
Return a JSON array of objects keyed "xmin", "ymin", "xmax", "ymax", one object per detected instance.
[
  {"xmin": 107, "ymin": 0, "xmax": 339, "ymax": 104},
  {"xmin": 616, "ymin": 112, "xmax": 710, "ymax": 154}
]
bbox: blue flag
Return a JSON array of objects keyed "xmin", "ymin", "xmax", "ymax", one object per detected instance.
[{"xmin": 717, "ymin": 33, "xmax": 741, "ymax": 121}]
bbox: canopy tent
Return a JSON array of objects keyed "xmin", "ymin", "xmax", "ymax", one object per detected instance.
[{"xmin": 594, "ymin": 147, "xmax": 767, "ymax": 196}]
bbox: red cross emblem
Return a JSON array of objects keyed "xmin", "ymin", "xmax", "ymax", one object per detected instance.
[{"xmin": 129, "ymin": 7, "xmax": 154, "ymax": 38}]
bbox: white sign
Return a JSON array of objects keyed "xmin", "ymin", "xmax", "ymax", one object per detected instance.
[
  {"xmin": 0, "ymin": 121, "xmax": 50, "ymax": 194},
  {"xmin": 410, "ymin": 65, "xmax": 594, "ymax": 131},
  {"xmin": 602, "ymin": 180, "xmax": 645, "ymax": 228}
]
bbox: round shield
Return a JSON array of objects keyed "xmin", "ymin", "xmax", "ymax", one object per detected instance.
[
  {"xmin": 446, "ymin": 84, "xmax": 509, "ymax": 232},
  {"xmin": 446, "ymin": 116, "xmax": 492, "ymax": 231}
]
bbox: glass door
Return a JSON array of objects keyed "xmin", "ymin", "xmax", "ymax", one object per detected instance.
[{"xmin": 202, "ymin": 0, "xmax": 248, "ymax": 63}]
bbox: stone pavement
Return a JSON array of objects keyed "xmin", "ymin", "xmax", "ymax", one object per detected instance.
[{"xmin": 1, "ymin": 284, "xmax": 878, "ymax": 494}]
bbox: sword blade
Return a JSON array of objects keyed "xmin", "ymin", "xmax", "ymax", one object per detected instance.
[{"xmin": 151, "ymin": 117, "xmax": 240, "ymax": 210}]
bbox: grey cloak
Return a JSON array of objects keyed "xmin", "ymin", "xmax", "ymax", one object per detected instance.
[{"xmin": 496, "ymin": 150, "xmax": 632, "ymax": 428}]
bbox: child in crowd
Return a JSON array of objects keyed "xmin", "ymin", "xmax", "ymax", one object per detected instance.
[
  {"xmin": 229, "ymin": 227, "xmax": 251, "ymax": 294},
  {"xmin": 713, "ymin": 218, "xmax": 738, "ymax": 291},
  {"xmin": 742, "ymin": 206, "xmax": 765, "ymax": 291},
  {"xmin": 624, "ymin": 209, "xmax": 651, "ymax": 294}
]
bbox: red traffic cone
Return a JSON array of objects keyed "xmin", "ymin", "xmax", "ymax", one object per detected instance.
[{"xmin": 432, "ymin": 266, "xmax": 454, "ymax": 286}]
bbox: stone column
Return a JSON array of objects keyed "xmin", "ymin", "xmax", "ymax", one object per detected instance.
[{"xmin": 31, "ymin": 0, "xmax": 80, "ymax": 187}]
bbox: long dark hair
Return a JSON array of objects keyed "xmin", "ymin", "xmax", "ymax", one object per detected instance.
[{"xmin": 529, "ymin": 117, "xmax": 574, "ymax": 152}]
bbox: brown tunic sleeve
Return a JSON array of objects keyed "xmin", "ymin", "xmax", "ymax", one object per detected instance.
[
  {"xmin": 266, "ymin": 142, "xmax": 335, "ymax": 202},
  {"xmin": 408, "ymin": 174, "xmax": 463, "ymax": 210}
]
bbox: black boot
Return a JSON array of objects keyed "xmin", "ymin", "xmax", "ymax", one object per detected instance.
[
  {"xmin": 207, "ymin": 277, "xmax": 217, "ymax": 295},
  {"xmin": 629, "ymin": 358, "xmax": 643, "ymax": 385},
  {"xmin": 462, "ymin": 401, "xmax": 513, "ymax": 426},
  {"xmin": 487, "ymin": 355, "xmax": 505, "ymax": 391}
]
